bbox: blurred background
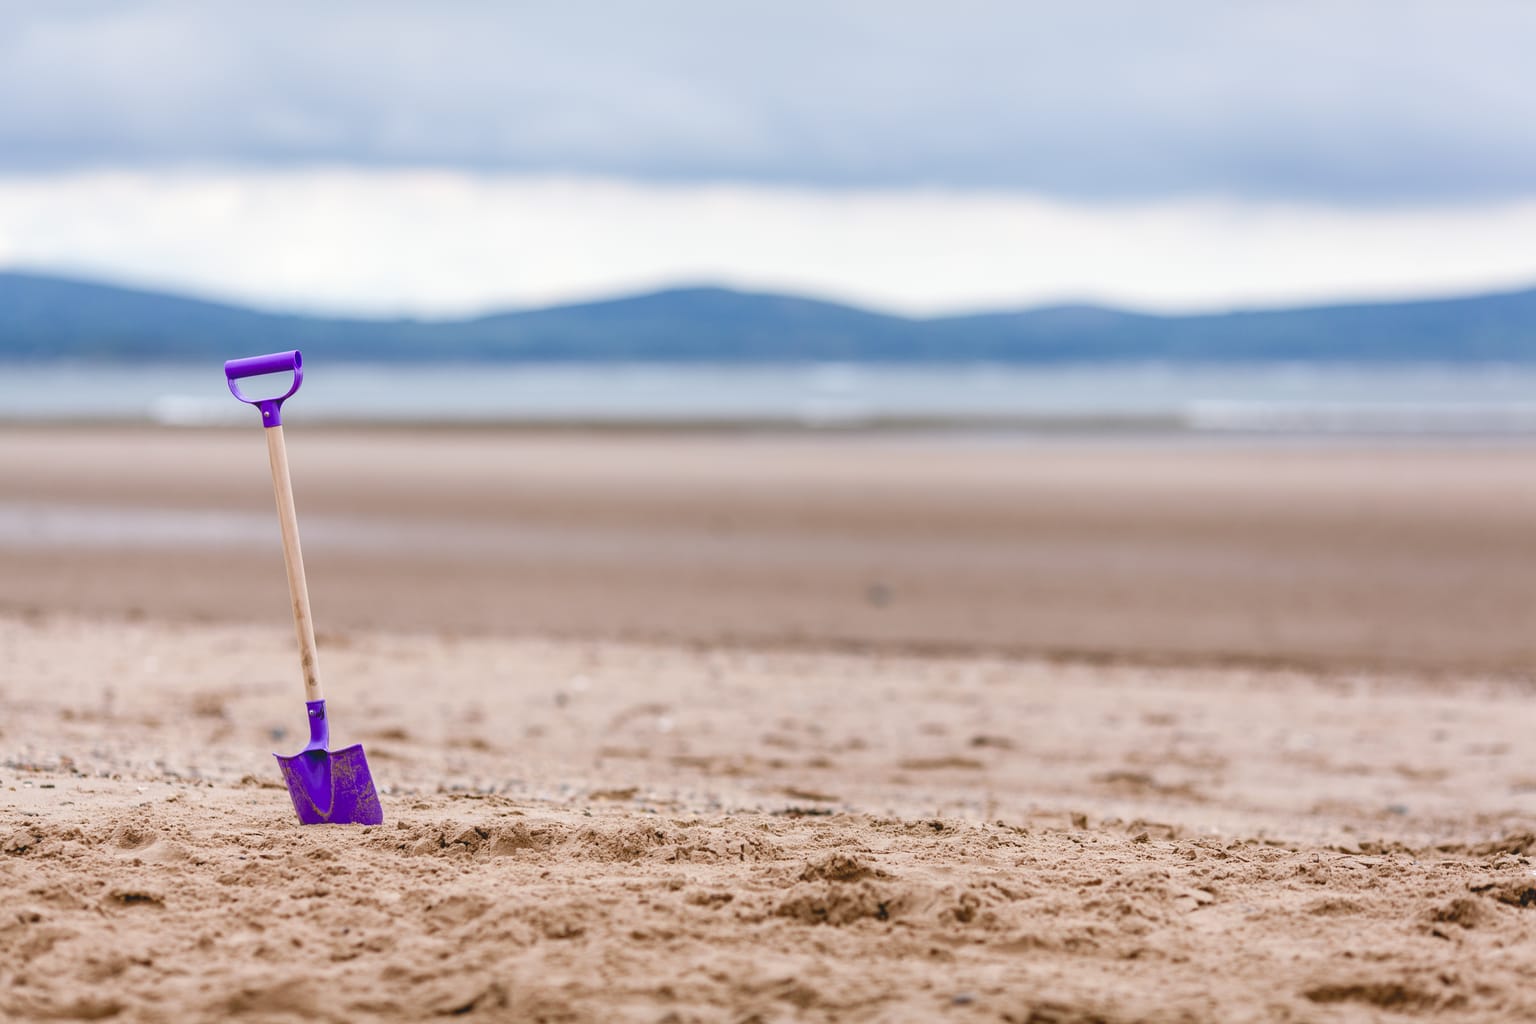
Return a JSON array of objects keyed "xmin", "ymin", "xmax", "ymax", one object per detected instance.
[{"xmin": 4, "ymin": 0, "xmax": 1536, "ymax": 673}]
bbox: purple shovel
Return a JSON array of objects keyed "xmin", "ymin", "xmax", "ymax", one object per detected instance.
[{"xmin": 225, "ymin": 350, "xmax": 384, "ymax": 825}]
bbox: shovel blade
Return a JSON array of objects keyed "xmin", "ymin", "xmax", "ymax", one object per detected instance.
[{"xmin": 274, "ymin": 744, "xmax": 384, "ymax": 825}]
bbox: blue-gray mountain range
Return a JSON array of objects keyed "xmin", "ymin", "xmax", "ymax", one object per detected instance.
[{"xmin": 3, "ymin": 270, "xmax": 1535, "ymax": 362}]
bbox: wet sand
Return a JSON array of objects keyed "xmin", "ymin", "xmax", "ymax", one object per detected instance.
[
  {"xmin": 5, "ymin": 427, "xmax": 1536, "ymax": 671},
  {"xmin": 5, "ymin": 428, "xmax": 1536, "ymax": 1021}
]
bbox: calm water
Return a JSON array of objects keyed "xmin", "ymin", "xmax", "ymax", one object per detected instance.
[{"xmin": 7, "ymin": 362, "xmax": 1536, "ymax": 434}]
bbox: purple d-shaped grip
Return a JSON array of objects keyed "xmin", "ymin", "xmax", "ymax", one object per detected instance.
[{"xmin": 224, "ymin": 349, "xmax": 303, "ymax": 427}]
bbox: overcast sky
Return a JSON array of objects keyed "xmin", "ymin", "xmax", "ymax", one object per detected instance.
[{"xmin": 1, "ymin": 1, "xmax": 1534, "ymax": 316}]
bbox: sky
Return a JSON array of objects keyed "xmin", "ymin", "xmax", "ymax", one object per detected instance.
[{"xmin": 1, "ymin": 1, "xmax": 1534, "ymax": 317}]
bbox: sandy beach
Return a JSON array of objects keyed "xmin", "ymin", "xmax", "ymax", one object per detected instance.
[
  {"xmin": 8, "ymin": 427, "xmax": 1536, "ymax": 671},
  {"xmin": 6, "ymin": 428, "xmax": 1536, "ymax": 1021}
]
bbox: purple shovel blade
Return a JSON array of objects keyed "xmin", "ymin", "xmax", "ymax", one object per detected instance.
[{"xmin": 274, "ymin": 700, "xmax": 383, "ymax": 825}]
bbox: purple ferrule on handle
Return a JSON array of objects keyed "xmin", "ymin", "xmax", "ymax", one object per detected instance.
[
  {"xmin": 303, "ymin": 700, "xmax": 330, "ymax": 752},
  {"xmin": 224, "ymin": 349, "xmax": 303, "ymax": 427}
]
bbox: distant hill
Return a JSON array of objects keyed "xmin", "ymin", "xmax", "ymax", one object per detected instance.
[{"xmin": 4, "ymin": 270, "xmax": 1536, "ymax": 362}]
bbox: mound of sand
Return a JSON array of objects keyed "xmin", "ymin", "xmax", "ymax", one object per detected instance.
[{"xmin": 9, "ymin": 796, "xmax": 1536, "ymax": 1022}]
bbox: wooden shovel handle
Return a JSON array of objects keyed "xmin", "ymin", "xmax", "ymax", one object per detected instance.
[{"xmin": 265, "ymin": 425, "xmax": 323, "ymax": 703}]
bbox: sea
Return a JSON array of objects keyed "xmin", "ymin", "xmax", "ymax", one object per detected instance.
[{"xmin": 7, "ymin": 361, "xmax": 1536, "ymax": 436}]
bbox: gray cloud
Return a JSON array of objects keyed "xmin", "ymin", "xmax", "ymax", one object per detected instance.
[{"xmin": 1, "ymin": 0, "xmax": 1533, "ymax": 201}]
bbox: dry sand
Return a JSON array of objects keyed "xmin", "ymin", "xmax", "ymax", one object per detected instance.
[{"xmin": 6, "ymin": 428, "xmax": 1536, "ymax": 1021}]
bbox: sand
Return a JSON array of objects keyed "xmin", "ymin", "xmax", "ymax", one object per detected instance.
[
  {"xmin": 6, "ymin": 428, "xmax": 1536, "ymax": 1021},
  {"xmin": 7, "ymin": 427, "xmax": 1536, "ymax": 672}
]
